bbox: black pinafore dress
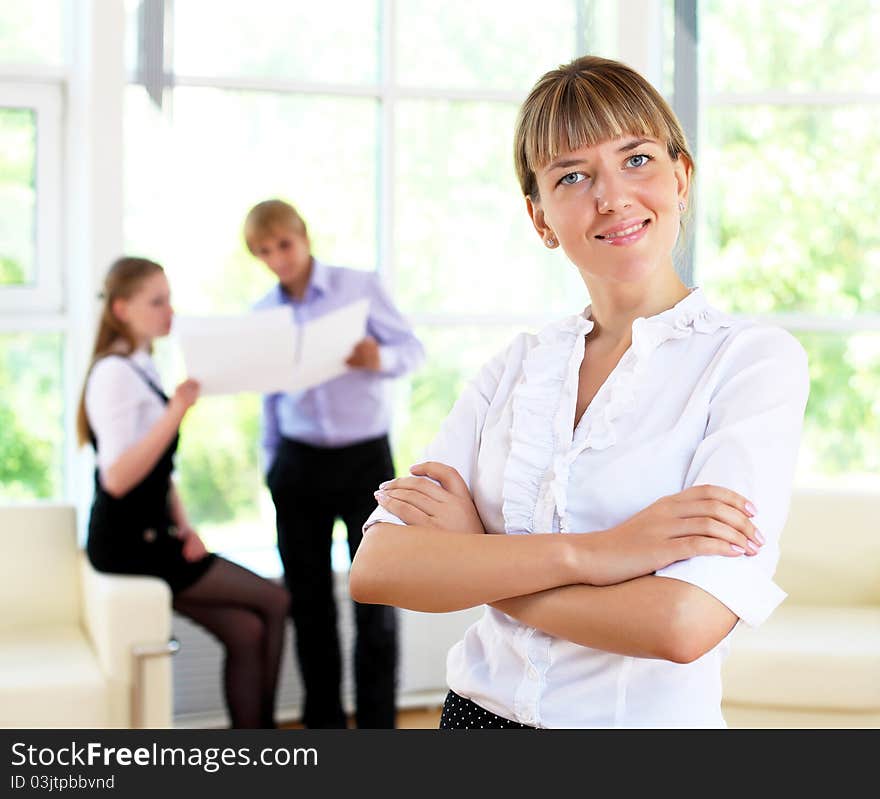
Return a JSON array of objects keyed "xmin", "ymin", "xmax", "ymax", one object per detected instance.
[{"xmin": 86, "ymin": 358, "xmax": 215, "ymax": 594}]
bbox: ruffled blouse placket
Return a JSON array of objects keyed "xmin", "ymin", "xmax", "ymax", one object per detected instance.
[{"xmin": 501, "ymin": 288, "xmax": 733, "ymax": 537}]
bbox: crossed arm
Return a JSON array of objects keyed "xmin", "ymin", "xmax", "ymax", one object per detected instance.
[{"xmin": 348, "ymin": 463, "xmax": 754, "ymax": 663}]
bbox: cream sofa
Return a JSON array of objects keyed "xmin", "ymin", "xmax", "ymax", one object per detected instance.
[
  {"xmin": 0, "ymin": 504, "xmax": 175, "ymax": 728},
  {"xmin": 722, "ymin": 489, "xmax": 880, "ymax": 728}
]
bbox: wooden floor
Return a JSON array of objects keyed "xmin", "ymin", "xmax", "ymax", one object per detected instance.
[{"xmin": 281, "ymin": 705, "xmax": 443, "ymax": 729}]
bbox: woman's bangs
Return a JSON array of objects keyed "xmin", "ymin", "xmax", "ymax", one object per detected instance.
[{"xmin": 527, "ymin": 84, "xmax": 667, "ymax": 172}]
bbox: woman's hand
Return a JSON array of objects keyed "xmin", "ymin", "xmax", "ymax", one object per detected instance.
[
  {"xmin": 168, "ymin": 379, "xmax": 200, "ymax": 418},
  {"xmin": 374, "ymin": 461, "xmax": 486, "ymax": 534},
  {"xmin": 179, "ymin": 525, "xmax": 209, "ymax": 562},
  {"xmin": 576, "ymin": 484, "xmax": 764, "ymax": 586}
]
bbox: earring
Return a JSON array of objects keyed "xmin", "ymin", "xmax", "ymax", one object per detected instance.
[
  {"xmin": 545, "ymin": 237, "xmax": 557, "ymax": 248},
  {"xmin": 678, "ymin": 200, "xmax": 686, "ymax": 212}
]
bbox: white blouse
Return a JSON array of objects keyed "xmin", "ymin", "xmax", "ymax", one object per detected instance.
[
  {"xmin": 85, "ymin": 349, "xmax": 167, "ymax": 479},
  {"xmin": 364, "ymin": 287, "xmax": 810, "ymax": 728}
]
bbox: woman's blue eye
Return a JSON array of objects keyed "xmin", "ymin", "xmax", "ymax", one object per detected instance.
[
  {"xmin": 560, "ymin": 172, "xmax": 585, "ymax": 185},
  {"xmin": 626, "ymin": 154, "xmax": 650, "ymax": 168}
]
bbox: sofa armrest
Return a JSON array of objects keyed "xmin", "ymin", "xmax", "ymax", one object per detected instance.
[
  {"xmin": 78, "ymin": 552, "xmax": 172, "ymax": 684},
  {"xmin": 79, "ymin": 553, "xmax": 176, "ymax": 727}
]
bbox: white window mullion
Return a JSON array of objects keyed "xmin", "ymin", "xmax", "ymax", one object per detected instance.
[
  {"xmin": 615, "ymin": 0, "xmax": 665, "ymax": 90},
  {"xmin": 0, "ymin": 314, "xmax": 68, "ymax": 333},
  {"xmin": 378, "ymin": 0, "xmax": 396, "ymax": 288},
  {"xmin": 755, "ymin": 314, "xmax": 880, "ymax": 335},
  {"xmin": 66, "ymin": 0, "xmax": 126, "ymax": 527},
  {"xmin": 706, "ymin": 91, "xmax": 880, "ymax": 106}
]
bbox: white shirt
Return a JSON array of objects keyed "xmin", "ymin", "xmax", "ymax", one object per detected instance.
[
  {"xmin": 85, "ymin": 350, "xmax": 167, "ymax": 479},
  {"xmin": 365, "ymin": 288, "xmax": 810, "ymax": 728}
]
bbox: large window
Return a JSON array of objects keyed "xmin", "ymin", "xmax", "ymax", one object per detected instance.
[
  {"xmin": 0, "ymin": 3, "xmax": 66, "ymax": 502},
  {"xmin": 696, "ymin": 0, "xmax": 880, "ymax": 488},
  {"xmin": 122, "ymin": 0, "xmax": 612, "ymax": 574},
  {"xmin": 6, "ymin": 1, "xmax": 871, "ymax": 556}
]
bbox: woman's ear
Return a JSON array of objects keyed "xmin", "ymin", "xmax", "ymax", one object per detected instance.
[
  {"xmin": 110, "ymin": 297, "xmax": 129, "ymax": 324},
  {"xmin": 674, "ymin": 154, "xmax": 692, "ymax": 206},
  {"xmin": 526, "ymin": 195, "xmax": 556, "ymax": 245}
]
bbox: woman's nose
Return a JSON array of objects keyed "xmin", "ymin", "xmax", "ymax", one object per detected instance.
[{"xmin": 593, "ymin": 171, "xmax": 632, "ymax": 213}]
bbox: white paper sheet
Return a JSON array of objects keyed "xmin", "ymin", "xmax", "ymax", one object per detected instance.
[
  {"xmin": 290, "ymin": 298, "xmax": 370, "ymax": 392},
  {"xmin": 174, "ymin": 299, "xmax": 370, "ymax": 396}
]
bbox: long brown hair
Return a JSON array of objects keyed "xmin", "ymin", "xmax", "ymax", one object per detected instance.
[{"xmin": 76, "ymin": 256, "xmax": 165, "ymax": 447}]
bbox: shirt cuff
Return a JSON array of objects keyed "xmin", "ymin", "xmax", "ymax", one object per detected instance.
[
  {"xmin": 378, "ymin": 345, "xmax": 399, "ymax": 376},
  {"xmin": 363, "ymin": 503, "xmax": 404, "ymax": 536},
  {"xmin": 655, "ymin": 555, "xmax": 787, "ymax": 628}
]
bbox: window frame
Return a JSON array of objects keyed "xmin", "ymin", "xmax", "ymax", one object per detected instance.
[
  {"xmin": 0, "ymin": 80, "xmax": 63, "ymax": 313},
  {"xmin": 690, "ymin": 0, "xmax": 880, "ymax": 337},
  {"xmin": 120, "ymin": 0, "xmax": 632, "ymax": 570},
  {"xmin": 687, "ymin": 0, "xmax": 880, "ymax": 486}
]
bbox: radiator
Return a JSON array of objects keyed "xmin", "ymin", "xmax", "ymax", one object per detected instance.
[{"xmin": 171, "ymin": 568, "xmax": 483, "ymax": 727}]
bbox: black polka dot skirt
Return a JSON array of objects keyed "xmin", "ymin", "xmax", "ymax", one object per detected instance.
[{"xmin": 439, "ymin": 690, "xmax": 536, "ymax": 729}]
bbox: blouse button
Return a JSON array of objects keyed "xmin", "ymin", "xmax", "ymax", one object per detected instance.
[{"xmin": 143, "ymin": 528, "xmax": 157, "ymax": 543}]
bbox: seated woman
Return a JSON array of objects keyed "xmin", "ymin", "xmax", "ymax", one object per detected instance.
[
  {"xmin": 349, "ymin": 55, "xmax": 809, "ymax": 729},
  {"xmin": 77, "ymin": 256, "xmax": 290, "ymax": 729}
]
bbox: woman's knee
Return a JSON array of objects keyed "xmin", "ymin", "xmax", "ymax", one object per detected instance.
[
  {"xmin": 270, "ymin": 582, "xmax": 291, "ymax": 618},
  {"xmin": 225, "ymin": 611, "xmax": 265, "ymax": 652}
]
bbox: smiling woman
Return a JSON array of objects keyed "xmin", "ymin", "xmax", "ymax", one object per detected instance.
[
  {"xmin": 349, "ymin": 55, "xmax": 810, "ymax": 729},
  {"xmin": 529, "ymin": 135, "xmax": 688, "ymax": 288}
]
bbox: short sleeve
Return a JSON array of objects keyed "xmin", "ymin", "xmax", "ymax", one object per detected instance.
[
  {"xmin": 85, "ymin": 357, "xmax": 143, "ymax": 474},
  {"xmin": 362, "ymin": 339, "xmax": 514, "ymax": 535},
  {"xmin": 655, "ymin": 326, "xmax": 810, "ymax": 627}
]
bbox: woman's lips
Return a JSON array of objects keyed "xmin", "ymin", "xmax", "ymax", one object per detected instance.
[{"xmin": 595, "ymin": 219, "xmax": 650, "ymax": 246}]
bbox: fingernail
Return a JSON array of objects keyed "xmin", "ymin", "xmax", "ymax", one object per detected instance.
[
  {"xmin": 731, "ymin": 544, "xmax": 746, "ymax": 554},
  {"xmin": 374, "ymin": 490, "xmax": 386, "ymax": 501},
  {"xmin": 754, "ymin": 529, "xmax": 765, "ymax": 545},
  {"xmin": 746, "ymin": 540, "xmax": 759, "ymax": 554},
  {"xmin": 379, "ymin": 481, "xmax": 392, "ymax": 489},
  {"xmin": 744, "ymin": 501, "xmax": 757, "ymax": 517}
]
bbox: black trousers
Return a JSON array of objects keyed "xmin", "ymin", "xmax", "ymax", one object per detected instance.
[{"xmin": 268, "ymin": 434, "xmax": 398, "ymax": 728}]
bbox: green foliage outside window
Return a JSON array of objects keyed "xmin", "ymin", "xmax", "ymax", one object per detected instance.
[
  {"xmin": 0, "ymin": 108, "xmax": 35, "ymax": 286},
  {"xmin": 4, "ymin": 1, "xmax": 878, "ymax": 523},
  {"xmin": 0, "ymin": 335, "xmax": 62, "ymax": 500}
]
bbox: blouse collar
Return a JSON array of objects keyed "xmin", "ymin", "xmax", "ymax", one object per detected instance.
[{"xmin": 503, "ymin": 288, "xmax": 733, "ymax": 534}]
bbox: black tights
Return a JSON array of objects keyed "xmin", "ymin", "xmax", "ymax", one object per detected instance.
[{"xmin": 173, "ymin": 557, "xmax": 290, "ymax": 729}]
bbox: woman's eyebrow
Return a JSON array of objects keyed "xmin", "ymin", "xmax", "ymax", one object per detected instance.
[
  {"xmin": 618, "ymin": 137, "xmax": 655, "ymax": 152},
  {"xmin": 544, "ymin": 138, "xmax": 658, "ymax": 174},
  {"xmin": 543, "ymin": 156, "xmax": 589, "ymax": 174}
]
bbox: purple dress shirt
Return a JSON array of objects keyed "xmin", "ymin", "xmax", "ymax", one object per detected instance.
[{"xmin": 253, "ymin": 259, "xmax": 425, "ymax": 470}]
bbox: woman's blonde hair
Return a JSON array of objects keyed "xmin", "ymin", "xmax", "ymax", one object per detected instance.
[
  {"xmin": 75, "ymin": 256, "xmax": 165, "ymax": 447},
  {"xmin": 243, "ymin": 199, "xmax": 308, "ymax": 254},
  {"xmin": 513, "ymin": 55, "xmax": 693, "ymax": 200}
]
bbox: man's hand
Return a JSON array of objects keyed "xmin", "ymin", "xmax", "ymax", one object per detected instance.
[{"xmin": 346, "ymin": 336, "xmax": 382, "ymax": 371}]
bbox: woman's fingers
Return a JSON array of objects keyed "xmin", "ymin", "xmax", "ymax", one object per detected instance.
[
  {"xmin": 374, "ymin": 491, "xmax": 433, "ymax": 526},
  {"xmin": 410, "ymin": 462, "xmax": 470, "ymax": 498},
  {"xmin": 675, "ymin": 484, "xmax": 757, "ymax": 518},
  {"xmin": 376, "ymin": 486, "xmax": 439, "ymax": 515},
  {"xmin": 379, "ymin": 475, "xmax": 447, "ymax": 502},
  {"xmin": 673, "ymin": 535, "xmax": 749, "ymax": 561},
  {"xmin": 677, "ymin": 500, "xmax": 762, "ymax": 550},
  {"xmin": 677, "ymin": 517, "xmax": 759, "ymax": 555}
]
